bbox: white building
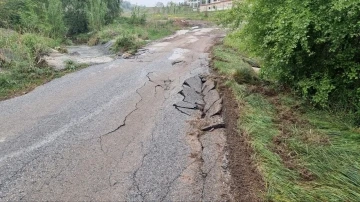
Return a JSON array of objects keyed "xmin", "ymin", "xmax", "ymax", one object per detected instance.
[
  {"xmin": 199, "ymin": 0, "xmax": 233, "ymax": 12},
  {"xmin": 185, "ymin": 0, "xmax": 201, "ymax": 10}
]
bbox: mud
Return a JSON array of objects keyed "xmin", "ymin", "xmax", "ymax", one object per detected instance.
[{"xmin": 220, "ymin": 82, "xmax": 265, "ymax": 202}]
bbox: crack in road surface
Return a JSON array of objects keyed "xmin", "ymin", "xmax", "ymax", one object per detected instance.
[{"xmin": 0, "ymin": 27, "xmax": 231, "ymax": 201}]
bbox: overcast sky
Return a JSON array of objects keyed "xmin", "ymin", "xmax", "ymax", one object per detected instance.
[{"xmin": 127, "ymin": 0, "xmax": 183, "ymax": 7}]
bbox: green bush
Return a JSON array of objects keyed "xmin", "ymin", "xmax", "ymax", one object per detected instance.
[
  {"xmin": 232, "ymin": 66, "xmax": 258, "ymax": 84},
  {"xmin": 113, "ymin": 34, "xmax": 141, "ymax": 54},
  {"xmin": 22, "ymin": 33, "xmax": 52, "ymax": 60},
  {"xmin": 224, "ymin": 0, "xmax": 360, "ymax": 120}
]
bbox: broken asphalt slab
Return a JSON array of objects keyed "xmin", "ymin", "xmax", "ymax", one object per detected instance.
[{"xmin": 174, "ymin": 75, "xmax": 225, "ymax": 132}]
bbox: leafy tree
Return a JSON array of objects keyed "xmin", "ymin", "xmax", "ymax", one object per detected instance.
[
  {"xmin": 104, "ymin": 0, "xmax": 122, "ymax": 24},
  {"xmin": 46, "ymin": 0, "xmax": 66, "ymax": 38},
  {"xmin": 156, "ymin": 2, "xmax": 164, "ymax": 7},
  {"xmin": 62, "ymin": 0, "xmax": 89, "ymax": 35},
  {"xmin": 19, "ymin": 0, "xmax": 51, "ymax": 34},
  {"xmin": 86, "ymin": 0, "xmax": 107, "ymax": 31},
  {"xmin": 225, "ymin": 0, "xmax": 360, "ymax": 120}
]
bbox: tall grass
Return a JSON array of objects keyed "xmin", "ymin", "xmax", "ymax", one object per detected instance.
[{"xmin": 0, "ymin": 28, "xmax": 84, "ymax": 100}]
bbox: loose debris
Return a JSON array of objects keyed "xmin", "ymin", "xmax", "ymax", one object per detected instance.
[{"xmin": 174, "ymin": 75, "xmax": 225, "ymax": 131}]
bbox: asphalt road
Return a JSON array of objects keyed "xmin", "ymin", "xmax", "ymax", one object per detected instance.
[{"xmin": 0, "ymin": 27, "xmax": 229, "ymax": 201}]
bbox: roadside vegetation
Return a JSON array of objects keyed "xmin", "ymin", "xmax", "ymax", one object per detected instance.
[
  {"xmin": 0, "ymin": 28, "xmax": 88, "ymax": 100},
  {"xmin": 214, "ymin": 0, "xmax": 360, "ymax": 201},
  {"xmin": 213, "ymin": 42, "xmax": 360, "ymax": 202},
  {"xmin": 0, "ymin": 0, "xmax": 183, "ymax": 100}
]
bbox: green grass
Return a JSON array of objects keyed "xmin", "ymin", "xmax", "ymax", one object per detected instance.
[
  {"xmin": 98, "ymin": 19, "xmax": 177, "ymax": 42},
  {"xmin": 212, "ymin": 43, "xmax": 360, "ymax": 201},
  {"xmin": 81, "ymin": 18, "xmax": 179, "ymax": 54}
]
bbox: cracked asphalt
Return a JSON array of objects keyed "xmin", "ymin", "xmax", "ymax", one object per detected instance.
[{"xmin": 0, "ymin": 27, "xmax": 228, "ymax": 201}]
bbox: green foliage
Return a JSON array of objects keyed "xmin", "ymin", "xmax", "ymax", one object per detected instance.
[
  {"xmin": 46, "ymin": 0, "xmax": 66, "ymax": 38},
  {"xmin": 213, "ymin": 43, "xmax": 360, "ymax": 201},
  {"xmin": 86, "ymin": 0, "xmax": 107, "ymax": 31},
  {"xmin": 94, "ymin": 19, "xmax": 176, "ymax": 47},
  {"xmin": 0, "ymin": 28, "xmax": 62, "ymax": 99},
  {"xmin": 64, "ymin": 60, "xmax": 88, "ymax": 70},
  {"xmin": 21, "ymin": 33, "xmax": 52, "ymax": 61},
  {"xmin": 0, "ymin": 0, "xmax": 65, "ymax": 38},
  {"xmin": 0, "ymin": 0, "xmax": 123, "ymax": 37},
  {"xmin": 104, "ymin": 0, "xmax": 122, "ymax": 24},
  {"xmin": 113, "ymin": 33, "xmax": 142, "ymax": 54},
  {"xmin": 62, "ymin": 0, "xmax": 122, "ymax": 34},
  {"xmin": 232, "ymin": 65, "xmax": 258, "ymax": 84},
  {"xmin": 18, "ymin": 0, "xmax": 47, "ymax": 34},
  {"xmin": 0, "ymin": 0, "xmax": 26, "ymax": 29},
  {"xmin": 212, "ymin": 45, "xmax": 258, "ymax": 84},
  {"xmin": 62, "ymin": 0, "xmax": 89, "ymax": 35},
  {"xmin": 224, "ymin": 0, "xmax": 360, "ymax": 117},
  {"xmin": 129, "ymin": 6, "xmax": 146, "ymax": 25}
]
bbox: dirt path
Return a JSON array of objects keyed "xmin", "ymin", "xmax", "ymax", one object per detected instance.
[{"xmin": 0, "ymin": 27, "xmax": 241, "ymax": 201}]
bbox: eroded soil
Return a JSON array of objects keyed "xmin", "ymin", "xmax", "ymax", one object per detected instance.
[{"xmin": 219, "ymin": 80, "xmax": 265, "ymax": 202}]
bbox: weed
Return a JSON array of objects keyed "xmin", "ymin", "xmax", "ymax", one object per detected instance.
[{"xmin": 65, "ymin": 60, "xmax": 88, "ymax": 71}]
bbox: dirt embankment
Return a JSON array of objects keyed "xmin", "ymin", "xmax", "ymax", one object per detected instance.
[{"xmin": 217, "ymin": 78, "xmax": 265, "ymax": 202}]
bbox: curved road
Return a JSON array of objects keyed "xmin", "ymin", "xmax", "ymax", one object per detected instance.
[{"xmin": 0, "ymin": 27, "xmax": 229, "ymax": 201}]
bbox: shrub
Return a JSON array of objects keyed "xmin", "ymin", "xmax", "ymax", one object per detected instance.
[
  {"xmin": 21, "ymin": 33, "xmax": 51, "ymax": 60},
  {"xmin": 224, "ymin": 0, "xmax": 360, "ymax": 117},
  {"xmin": 63, "ymin": 0, "xmax": 89, "ymax": 35},
  {"xmin": 113, "ymin": 34, "xmax": 142, "ymax": 54},
  {"xmin": 231, "ymin": 66, "xmax": 258, "ymax": 84}
]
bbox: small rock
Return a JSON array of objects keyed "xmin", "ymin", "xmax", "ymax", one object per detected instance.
[
  {"xmin": 252, "ymin": 67, "xmax": 260, "ymax": 74},
  {"xmin": 242, "ymin": 58, "xmax": 260, "ymax": 68},
  {"xmin": 201, "ymin": 116, "xmax": 225, "ymax": 131}
]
